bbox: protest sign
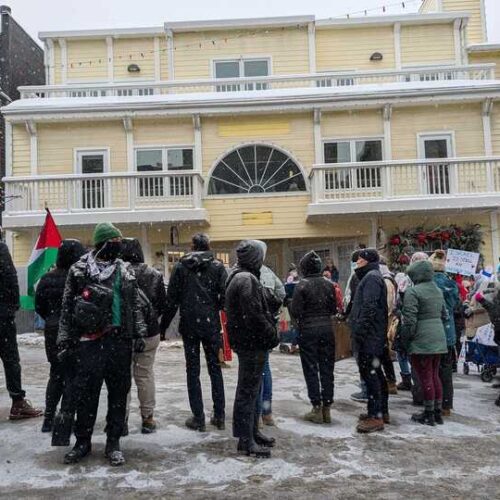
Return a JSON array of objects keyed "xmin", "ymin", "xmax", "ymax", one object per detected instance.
[{"xmin": 445, "ymin": 249, "xmax": 480, "ymax": 276}]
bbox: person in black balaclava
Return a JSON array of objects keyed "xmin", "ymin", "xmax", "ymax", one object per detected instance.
[
  {"xmin": 225, "ymin": 240, "xmax": 279, "ymax": 458},
  {"xmin": 57, "ymin": 223, "xmax": 146, "ymax": 466},
  {"xmin": 35, "ymin": 239, "xmax": 86, "ymax": 433}
]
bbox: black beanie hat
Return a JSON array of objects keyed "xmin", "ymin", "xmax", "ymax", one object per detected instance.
[{"xmin": 358, "ymin": 248, "xmax": 380, "ymax": 263}]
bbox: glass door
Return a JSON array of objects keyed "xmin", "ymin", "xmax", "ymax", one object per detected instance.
[
  {"xmin": 77, "ymin": 150, "xmax": 107, "ymax": 209},
  {"xmin": 419, "ymin": 135, "xmax": 452, "ymax": 195}
]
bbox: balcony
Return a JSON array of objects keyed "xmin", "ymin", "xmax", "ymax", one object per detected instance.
[
  {"xmin": 2, "ymin": 171, "xmax": 208, "ymax": 228},
  {"xmin": 18, "ymin": 64, "xmax": 495, "ymax": 99},
  {"xmin": 308, "ymin": 157, "xmax": 500, "ymax": 217}
]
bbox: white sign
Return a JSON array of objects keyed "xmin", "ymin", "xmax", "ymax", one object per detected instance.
[
  {"xmin": 474, "ymin": 323, "xmax": 497, "ymax": 347},
  {"xmin": 445, "ymin": 249, "xmax": 480, "ymax": 276}
]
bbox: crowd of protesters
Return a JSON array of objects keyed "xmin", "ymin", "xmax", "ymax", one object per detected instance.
[{"xmin": 0, "ymin": 224, "xmax": 499, "ymax": 465}]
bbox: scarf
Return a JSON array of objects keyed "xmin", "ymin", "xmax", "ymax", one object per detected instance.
[{"xmin": 86, "ymin": 251, "xmax": 117, "ymax": 283}]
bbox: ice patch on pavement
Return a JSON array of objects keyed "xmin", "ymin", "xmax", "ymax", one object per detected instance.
[{"xmin": 16, "ymin": 332, "xmax": 45, "ymax": 347}]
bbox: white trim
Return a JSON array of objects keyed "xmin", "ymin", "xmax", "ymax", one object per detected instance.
[
  {"xmin": 417, "ymin": 131, "xmax": 456, "ymax": 159},
  {"xmin": 25, "ymin": 121, "xmax": 37, "ymax": 176},
  {"xmin": 43, "ymin": 41, "xmax": 49, "ymax": 85},
  {"xmin": 46, "ymin": 39, "xmax": 55, "ymax": 85},
  {"xmin": 74, "ymin": 147, "xmax": 110, "ymax": 174},
  {"xmin": 482, "ymin": 99, "xmax": 493, "ymax": 156},
  {"xmin": 308, "ymin": 22, "xmax": 316, "ymax": 74},
  {"xmin": 491, "ymin": 211, "xmax": 499, "ymax": 266},
  {"xmin": 59, "ymin": 39, "xmax": 67, "ymax": 84},
  {"xmin": 468, "ymin": 43, "xmax": 500, "ymax": 52},
  {"xmin": 5, "ymin": 230, "xmax": 13, "ymax": 255},
  {"xmin": 106, "ymin": 37, "xmax": 114, "ymax": 83},
  {"xmin": 141, "ymin": 224, "xmax": 151, "ymax": 264},
  {"xmin": 453, "ymin": 19, "xmax": 462, "ymax": 66},
  {"xmin": 166, "ymin": 29, "xmax": 174, "ymax": 80},
  {"xmin": 321, "ymin": 136, "xmax": 386, "ymax": 162},
  {"xmin": 461, "ymin": 21, "xmax": 468, "ymax": 65},
  {"xmin": 39, "ymin": 27, "xmax": 164, "ymax": 40},
  {"xmin": 154, "ymin": 37, "xmax": 161, "ymax": 82},
  {"xmin": 383, "ymin": 105, "xmax": 392, "ymax": 161},
  {"xmin": 134, "ymin": 144, "xmax": 195, "ymax": 172},
  {"xmin": 394, "ymin": 23, "xmax": 402, "ymax": 71},
  {"xmin": 5, "ymin": 121, "xmax": 12, "ymax": 177},
  {"xmin": 212, "ymin": 56, "xmax": 272, "ymax": 81},
  {"xmin": 370, "ymin": 217, "xmax": 378, "ymax": 248},
  {"xmin": 313, "ymin": 109, "xmax": 322, "ymax": 164},
  {"xmin": 193, "ymin": 115, "xmax": 202, "ymax": 173},
  {"xmin": 123, "ymin": 117, "xmax": 134, "ymax": 172},
  {"xmin": 480, "ymin": 0, "xmax": 487, "ymax": 43}
]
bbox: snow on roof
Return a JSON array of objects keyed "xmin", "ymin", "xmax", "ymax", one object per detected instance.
[{"xmin": 4, "ymin": 80, "xmax": 500, "ymax": 115}]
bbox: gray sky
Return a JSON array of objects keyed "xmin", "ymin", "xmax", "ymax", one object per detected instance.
[{"xmin": 9, "ymin": 0, "xmax": 500, "ymax": 44}]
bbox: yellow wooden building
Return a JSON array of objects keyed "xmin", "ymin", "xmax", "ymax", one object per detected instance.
[{"xmin": 2, "ymin": 0, "xmax": 500, "ymax": 284}]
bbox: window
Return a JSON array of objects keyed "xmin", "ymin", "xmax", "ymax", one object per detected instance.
[
  {"xmin": 135, "ymin": 147, "xmax": 194, "ymax": 198},
  {"xmin": 208, "ymin": 144, "xmax": 306, "ymax": 196},
  {"xmin": 76, "ymin": 149, "xmax": 108, "ymax": 209},
  {"xmin": 418, "ymin": 134, "xmax": 452, "ymax": 195},
  {"xmin": 214, "ymin": 58, "xmax": 270, "ymax": 92},
  {"xmin": 323, "ymin": 139, "xmax": 383, "ymax": 191}
]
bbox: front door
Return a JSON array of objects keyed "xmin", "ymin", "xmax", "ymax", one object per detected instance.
[
  {"xmin": 77, "ymin": 150, "xmax": 107, "ymax": 209},
  {"xmin": 419, "ymin": 135, "xmax": 452, "ymax": 195}
]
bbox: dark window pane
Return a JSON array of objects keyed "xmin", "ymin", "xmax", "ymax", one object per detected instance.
[
  {"xmin": 167, "ymin": 149, "xmax": 193, "ymax": 170},
  {"xmin": 137, "ymin": 150, "xmax": 163, "ymax": 172},
  {"xmin": 324, "ymin": 142, "xmax": 350, "ymax": 163},
  {"xmin": 424, "ymin": 139, "xmax": 449, "ymax": 159},
  {"xmin": 81, "ymin": 154, "xmax": 104, "ymax": 174},
  {"xmin": 244, "ymin": 60, "xmax": 268, "ymax": 77},
  {"xmin": 355, "ymin": 141, "xmax": 382, "ymax": 162},
  {"xmin": 215, "ymin": 61, "xmax": 240, "ymax": 79}
]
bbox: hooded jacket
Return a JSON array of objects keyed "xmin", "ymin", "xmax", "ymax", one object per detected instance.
[
  {"xmin": 433, "ymin": 271, "xmax": 460, "ymax": 347},
  {"xmin": 291, "ymin": 251, "xmax": 337, "ymax": 331},
  {"xmin": 162, "ymin": 250, "xmax": 227, "ymax": 338},
  {"xmin": 476, "ymin": 283, "xmax": 500, "ymax": 343},
  {"xmin": 349, "ymin": 262, "xmax": 388, "ymax": 356},
  {"xmin": 121, "ymin": 238, "xmax": 167, "ymax": 338},
  {"xmin": 401, "ymin": 260, "xmax": 448, "ymax": 355},
  {"xmin": 225, "ymin": 240, "xmax": 278, "ymax": 352},
  {"xmin": 0, "ymin": 241, "xmax": 20, "ymax": 319}
]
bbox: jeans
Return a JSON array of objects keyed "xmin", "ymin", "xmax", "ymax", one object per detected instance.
[
  {"xmin": 0, "ymin": 316, "xmax": 25, "ymax": 401},
  {"xmin": 73, "ymin": 336, "xmax": 132, "ymax": 441},
  {"xmin": 397, "ymin": 351, "xmax": 411, "ymax": 376},
  {"xmin": 439, "ymin": 347, "xmax": 454, "ymax": 410},
  {"xmin": 257, "ymin": 352, "xmax": 272, "ymax": 416},
  {"xmin": 358, "ymin": 352, "xmax": 389, "ymax": 418},
  {"xmin": 183, "ymin": 332, "xmax": 225, "ymax": 420},
  {"xmin": 299, "ymin": 326, "xmax": 335, "ymax": 406},
  {"xmin": 411, "ymin": 354, "xmax": 442, "ymax": 402},
  {"xmin": 233, "ymin": 350, "xmax": 267, "ymax": 440},
  {"xmin": 381, "ymin": 346, "xmax": 396, "ymax": 384}
]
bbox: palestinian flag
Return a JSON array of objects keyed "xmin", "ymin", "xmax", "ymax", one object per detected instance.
[{"xmin": 21, "ymin": 209, "xmax": 62, "ymax": 310}]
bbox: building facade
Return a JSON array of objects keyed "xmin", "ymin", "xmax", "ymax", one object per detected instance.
[{"xmin": 2, "ymin": 0, "xmax": 500, "ymax": 285}]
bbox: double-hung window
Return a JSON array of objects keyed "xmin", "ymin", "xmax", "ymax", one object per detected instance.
[
  {"xmin": 214, "ymin": 58, "xmax": 270, "ymax": 92},
  {"xmin": 136, "ymin": 147, "xmax": 194, "ymax": 198},
  {"xmin": 323, "ymin": 139, "xmax": 383, "ymax": 194}
]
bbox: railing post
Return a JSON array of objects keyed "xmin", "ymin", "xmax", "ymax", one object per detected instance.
[
  {"xmin": 486, "ymin": 161, "xmax": 494, "ymax": 193},
  {"xmin": 450, "ymin": 161, "xmax": 459, "ymax": 195},
  {"xmin": 129, "ymin": 177, "xmax": 136, "ymax": 210},
  {"xmin": 192, "ymin": 175, "xmax": 202, "ymax": 208}
]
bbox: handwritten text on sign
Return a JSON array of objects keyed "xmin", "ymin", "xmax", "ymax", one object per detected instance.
[{"xmin": 445, "ymin": 249, "xmax": 480, "ymax": 276}]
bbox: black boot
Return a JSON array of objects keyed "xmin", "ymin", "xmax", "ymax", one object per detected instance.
[
  {"xmin": 41, "ymin": 414, "xmax": 54, "ymax": 433},
  {"xmin": 63, "ymin": 439, "xmax": 92, "ymax": 464},
  {"xmin": 210, "ymin": 415, "xmax": 225, "ymax": 430},
  {"xmin": 411, "ymin": 401, "xmax": 436, "ymax": 426},
  {"xmin": 434, "ymin": 400, "xmax": 444, "ymax": 425},
  {"xmin": 185, "ymin": 415, "xmax": 206, "ymax": 432},
  {"xmin": 237, "ymin": 438, "xmax": 271, "ymax": 458},
  {"xmin": 254, "ymin": 430, "xmax": 275, "ymax": 447},
  {"xmin": 105, "ymin": 439, "xmax": 125, "ymax": 466},
  {"xmin": 397, "ymin": 373, "xmax": 412, "ymax": 391},
  {"xmin": 52, "ymin": 412, "xmax": 74, "ymax": 447},
  {"xmin": 495, "ymin": 395, "xmax": 500, "ymax": 407}
]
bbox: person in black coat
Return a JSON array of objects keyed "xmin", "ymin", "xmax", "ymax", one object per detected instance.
[
  {"xmin": 120, "ymin": 238, "xmax": 166, "ymax": 433},
  {"xmin": 291, "ymin": 251, "xmax": 337, "ymax": 425},
  {"xmin": 349, "ymin": 248, "xmax": 389, "ymax": 434},
  {"xmin": 162, "ymin": 233, "xmax": 227, "ymax": 432},
  {"xmin": 35, "ymin": 239, "xmax": 86, "ymax": 433},
  {"xmin": 0, "ymin": 240, "xmax": 43, "ymax": 420},
  {"xmin": 225, "ymin": 240, "xmax": 279, "ymax": 458}
]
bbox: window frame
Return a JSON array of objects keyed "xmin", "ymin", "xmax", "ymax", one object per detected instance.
[
  {"xmin": 134, "ymin": 145, "xmax": 195, "ymax": 172},
  {"xmin": 212, "ymin": 56, "xmax": 272, "ymax": 91},
  {"xmin": 74, "ymin": 147, "xmax": 110, "ymax": 175},
  {"xmin": 322, "ymin": 136, "xmax": 385, "ymax": 164}
]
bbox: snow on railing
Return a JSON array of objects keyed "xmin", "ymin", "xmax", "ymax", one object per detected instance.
[
  {"xmin": 18, "ymin": 64, "xmax": 496, "ymax": 99},
  {"xmin": 3, "ymin": 171, "xmax": 204, "ymax": 214},
  {"xmin": 310, "ymin": 157, "xmax": 500, "ymax": 204}
]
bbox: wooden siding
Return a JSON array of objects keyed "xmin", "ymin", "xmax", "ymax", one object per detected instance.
[
  {"xmin": 316, "ymin": 26, "xmax": 395, "ymax": 72},
  {"xmin": 67, "ymin": 39, "xmax": 107, "ymax": 82},
  {"xmin": 401, "ymin": 23, "xmax": 456, "ymax": 66},
  {"xmin": 442, "ymin": 0, "xmax": 485, "ymax": 44},
  {"xmin": 420, "ymin": 0, "xmax": 439, "ymax": 12},
  {"xmin": 492, "ymin": 106, "xmax": 500, "ymax": 156},
  {"xmin": 321, "ymin": 110, "xmax": 384, "ymax": 140},
  {"xmin": 53, "ymin": 43, "xmax": 62, "ymax": 85},
  {"xmin": 172, "ymin": 27, "xmax": 310, "ymax": 80},
  {"xmin": 133, "ymin": 118, "xmax": 193, "ymax": 145},
  {"xmin": 113, "ymin": 37, "xmax": 156, "ymax": 80},
  {"xmin": 12, "ymin": 124, "xmax": 30, "ymax": 177},
  {"xmin": 469, "ymin": 51, "xmax": 500, "ymax": 77}
]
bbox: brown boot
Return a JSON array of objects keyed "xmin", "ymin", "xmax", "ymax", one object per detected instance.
[
  {"xmin": 303, "ymin": 405, "xmax": 323, "ymax": 424},
  {"xmin": 387, "ymin": 382, "xmax": 398, "ymax": 395},
  {"xmin": 442, "ymin": 409, "xmax": 452, "ymax": 417},
  {"xmin": 9, "ymin": 399, "xmax": 43, "ymax": 420},
  {"xmin": 356, "ymin": 417, "xmax": 384, "ymax": 433},
  {"xmin": 359, "ymin": 413, "xmax": 390, "ymax": 424},
  {"xmin": 141, "ymin": 415, "xmax": 157, "ymax": 434},
  {"xmin": 322, "ymin": 405, "xmax": 332, "ymax": 424},
  {"xmin": 262, "ymin": 414, "xmax": 275, "ymax": 426}
]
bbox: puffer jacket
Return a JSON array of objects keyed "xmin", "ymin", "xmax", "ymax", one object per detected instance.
[
  {"xmin": 433, "ymin": 271, "xmax": 460, "ymax": 347},
  {"xmin": 0, "ymin": 241, "xmax": 20, "ymax": 319},
  {"xmin": 225, "ymin": 240, "xmax": 278, "ymax": 352},
  {"xmin": 401, "ymin": 260, "xmax": 448, "ymax": 355},
  {"xmin": 291, "ymin": 251, "xmax": 337, "ymax": 330},
  {"xmin": 57, "ymin": 252, "xmax": 147, "ymax": 344},
  {"xmin": 476, "ymin": 283, "xmax": 500, "ymax": 344},
  {"xmin": 260, "ymin": 264, "xmax": 285, "ymax": 318},
  {"xmin": 162, "ymin": 251, "xmax": 227, "ymax": 338},
  {"xmin": 349, "ymin": 262, "xmax": 388, "ymax": 356}
]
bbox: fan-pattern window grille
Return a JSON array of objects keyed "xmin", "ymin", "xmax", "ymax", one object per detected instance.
[{"xmin": 208, "ymin": 145, "xmax": 307, "ymax": 195}]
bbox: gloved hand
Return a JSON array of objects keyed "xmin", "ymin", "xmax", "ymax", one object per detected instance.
[
  {"xmin": 475, "ymin": 291, "xmax": 484, "ymax": 302},
  {"xmin": 160, "ymin": 331, "xmax": 166, "ymax": 342},
  {"xmin": 57, "ymin": 339, "xmax": 76, "ymax": 363},
  {"xmin": 134, "ymin": 338, "xmax": 146, "ymax": 353}
]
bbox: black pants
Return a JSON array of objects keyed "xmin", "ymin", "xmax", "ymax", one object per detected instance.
[
  {"xmin": 44, "ymin": 326, "xmax": 65, "ymax": 417},
  {"xmin": 183, "ymin": 332, "xmax": 225, "ymax": 420},
  {"xmin": 0, "ymin": 316, "xmax": 25, "ymax": 401},
  {"xmin": 440, "ymin": 347, "xmax": 454, "ymax": 410},
  {"xmin": 233, "ymin": 350, "xmax": 267, "ymax": 440},
  {"xmin": 73, "ymin": 336, "xmax": 132, "ymax": 441},
  {"xmin": 381, "ymin": 346, "xmax": 396, "ymax": 384},
  {"xmin": 358, "ymin": 352, "xmax": 389, "ymax": 418},
  {"xmin": 298, "ymin": 326, "xmax": 335, "ymax": 406}
]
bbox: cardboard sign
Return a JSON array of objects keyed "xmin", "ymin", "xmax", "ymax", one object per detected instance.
[{"xmin": 445, "ymin": 249, "xmax": 480, "ymax": 276}]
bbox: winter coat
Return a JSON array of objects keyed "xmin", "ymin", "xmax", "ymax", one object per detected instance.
[
  {"xmin": 476, "ymin": 284, "xmax": 500, "ymax": 344},
  {"xmin": 260, "ymin": 264, "xmax": 285, "ymax": 318},
  {"xmin": 433, "ymin": 271, "xmax": 460, "ymax": 347},
  {"xmin": 225, "ymin": 240, "xmax": 278, "ymax": 352},
  {"xmin": 291, "ymin": 251, "xmax": 337, "ymax": 331},
  {"xmin": 349, "ymin": 262, "xmax": 388, "ymax": 356},
  {"xmin": 0, "ymin": 242, "xmax": 20, "ymax": 319},
  {"xmin": 400, "ymin": 261, "xmax": 448, "ymax": 355},
  {"xmin": 344, "ymin": 271, "xmax": 359, "ymax": 318},
  {"xmin": 323, "ymin": 265, "xmax": 340, "ymax": 283},
  {"xmin": 57, "ymin": 253, "xmax": 147, "ymax": 344},
  {"xmin": 162, "ymin": 251, "xmax": 227, "ymax": 339}
]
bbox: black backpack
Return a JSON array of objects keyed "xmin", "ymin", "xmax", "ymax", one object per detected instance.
[{"xmin": 73, "ymin": 283, "xmax": 113, "ymax": 335}]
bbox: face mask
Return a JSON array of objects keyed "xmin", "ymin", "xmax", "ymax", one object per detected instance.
[{"xmin": 96, "ymin": 240, "xmax": 122, "ymax": 261}]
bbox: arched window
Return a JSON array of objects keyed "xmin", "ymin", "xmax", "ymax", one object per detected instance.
[{"xmin": 208, "ymin": 144, "xmax": 307, "ymax": 195}]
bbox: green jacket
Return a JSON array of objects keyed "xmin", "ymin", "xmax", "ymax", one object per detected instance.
[{"xmin": 401, "ymin": 261, "xmax": 448, "ymax": 355}]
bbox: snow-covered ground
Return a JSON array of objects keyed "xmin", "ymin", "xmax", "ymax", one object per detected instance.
[{"xmin": 1, "ymin": 334, "xmax": 499, "ymax": 499}]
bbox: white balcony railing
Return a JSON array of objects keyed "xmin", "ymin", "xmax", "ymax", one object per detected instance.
[
  {"xmin": 310, "ymin": 157, "xmax": 500, "ymax": 206},
  {"xmin": 18, "ymin": 64, "xmax": 496, "ymax": 99},
  {"xmin": 3, "ymin": 171, "xmax": 204, "ymax": 215}
]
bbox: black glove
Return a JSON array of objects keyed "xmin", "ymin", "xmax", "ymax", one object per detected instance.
[
  {"xmin": 134, "ymin": 338, "xmax": 146, "ymax": 353},
  {"xmin": 57, "ymin": 339, "xmax": 77, "ymax": 363}
]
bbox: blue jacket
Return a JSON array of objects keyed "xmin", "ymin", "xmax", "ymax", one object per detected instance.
[{"xmin": 433, "ymin": 272, "xmax": 460, "ymax": 347}]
